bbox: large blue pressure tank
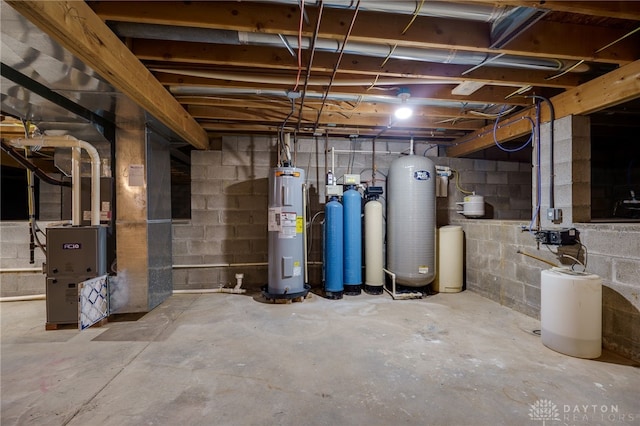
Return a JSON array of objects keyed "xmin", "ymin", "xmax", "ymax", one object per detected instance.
[
  {"xmin": 343, "ymin": 185, "xmax": 362, "ymax": 295},
  {"xmin": 387, "ymin": 155, "xmax": 436, "ymax": 286},
  {"xmin": 267, "ymin": 166, "xmax": 307, "ymax": 297},
  {"xmin": 324, "ymin": 196, "xmax": 343, "ymax": 299}
]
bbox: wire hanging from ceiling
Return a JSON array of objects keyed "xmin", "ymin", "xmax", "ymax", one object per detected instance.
[
  {"xmin": 380, "ymin": 0, "xmax": 424, "ymax": 67},
  {"xmin": 313, "ymin": 0, "xmax": 361, "ymax": 132},
  {"xmin": 292, "ymin": 0, "xmax": 305, "ymax": 92},
  {"xmin": 296, "ymin": 0, "xmax": 325, "ymax": 131}
]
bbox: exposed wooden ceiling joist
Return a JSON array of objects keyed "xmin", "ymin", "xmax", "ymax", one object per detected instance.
[
  {"xmin": 446, "ymin": 59, "xmax": 640, "ymax": 157},
  {"xmin": 132, "ymin": 40, "xmax": 583, "ymax": 90},
  {"xmin": 92, "ymin": 1, "xmax": 638, "ymax": 65},
  {"xmin": 466, "ymin": 1, "xmax": 640, "ymax": 20},
  {"xmin": 6, "ymin": 0, "xmax": 209, "ymax": 149}
]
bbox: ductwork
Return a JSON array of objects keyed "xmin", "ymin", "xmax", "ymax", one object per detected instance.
[
  {"xmin": 169, "ymin": 86, "xmax": 491, "ymax": 109},
  {"xmin": 111, "ymin": 23, "xmax": 563, "ymax": 71},
  {"xmin": 255, "ymin": 0, "xmax": 509, "ymax": 22},
  {"xmin": 156, "ymin": 68, "xmax": 526, "ymax": 88}
]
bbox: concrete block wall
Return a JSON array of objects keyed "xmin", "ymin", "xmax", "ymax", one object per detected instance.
[
  {"xmin": 538, "ymin": 115, "xmax": 591, "ymax": 225},
  {"xmin": 172, "ymin": 135, "xmax": 532, "ymax": 290},
  {"xmin": 458, "ymin": 219, "xmax": 640, "ymax": 362},
  {"xmin": 435, "ymin": 157, "xmax": 531, "ymax": 222},
  {"xmin": 0, "ymin": 221, "xmax": 48, "ymax": 297}
]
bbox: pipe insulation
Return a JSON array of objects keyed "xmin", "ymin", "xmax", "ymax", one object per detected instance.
[{"xmin": 11, "ymin": 135, "xmax": 101, "ymax": 226}]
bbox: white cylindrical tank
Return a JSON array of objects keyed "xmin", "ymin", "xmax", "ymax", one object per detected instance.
[
  {"xmin": 541, "ymin": 268, "xmax": 602, "ymax": 359},
  {"xmin": 387, "ymin": 155, "xmax": 436, "ymax": 286},
  {"xmin": 364, "ymin": 199, "xmax": 384, "ymax": 294},
  {"xmin": 456, "ymin": 194, "xmax": 484, "ymax": 218},
  {"xmin": 434, "ymin": 225, "xmax": 463, "ymax": 293}
]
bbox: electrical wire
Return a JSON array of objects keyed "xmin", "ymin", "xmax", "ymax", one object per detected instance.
[
  {"xmin": 493, "ymin": 103, "xmax": 535, "ymax": 152},
  {"xmin": 292, "ymin": 0, "xmax": 305, "ymax": 92},
  {"xmin": 307, "ymin": 210, "xmax": 325, "ymax": 257},
  {"xmin": 422, "ymin": 145, "xmax": 438, "ymax": 156},
  {"xmin": 526, "ymin": 99, "xmax": 542, "ymax": 234},
  {"xmin": 380, "ymin": 1, "xmax": 424, "ymax": 68}
]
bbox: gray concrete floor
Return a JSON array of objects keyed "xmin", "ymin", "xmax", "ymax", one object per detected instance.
[{"xmin": 2, "ymin": 290, "xmax": 639, "ymax": 426}]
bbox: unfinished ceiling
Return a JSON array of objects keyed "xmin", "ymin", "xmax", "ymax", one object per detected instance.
[{"xmin": 2, "ymin": 1, "xmax": 640, "ymax": 157}]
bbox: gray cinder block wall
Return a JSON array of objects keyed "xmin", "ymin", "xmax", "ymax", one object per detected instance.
[
  {"xmin": 172, "ymin": 135, "xmax": 532, "ymax": 290},
  {"xmin": 457, "ymin": 115, "xmax": 640, "ymax": 362}
]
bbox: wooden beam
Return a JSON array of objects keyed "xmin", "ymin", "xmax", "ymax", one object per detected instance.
[
  {"xmin": 132, "ymin": 39, "xmax": 582, "ymax": 89},
  {"xmin": 90, "ymin": 1, "xmax": 637, "ymax": 64},
  {"xmin": 154, "ymin": 72, "xmax": 533, "ymax": 107},
  {"xmin": 187, "ymin": 105, "xmax": 484, "ymax": 131},
  {"xmin": 177, "ymin": 96, "xmax": 492, "ymax": 120},
  {"xmin": 200, "ymin": 122, "xmax": 463, "ymax": 140},
  {"xmin": 7, "ymin": 1, "xmax": 209, "ymax": 149},
  {"xmin": 464, "ymin": 1, "xmax": 640, "ymax": 20},
  {"xmin": 446, "ymin": 59, "xmax": 640, "ymax": 157}
]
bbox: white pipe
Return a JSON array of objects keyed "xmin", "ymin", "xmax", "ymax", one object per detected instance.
[
  {"xmin": 410, "ymin": 137, "xmax": 414, "ymax": 156},
  {"xmin": 383, "ymin": 268, "xmax": 397, "ymax": 297},
  {"xmin": 172, "ymin": 262, "xmax": 268, "ymax": 269},
  {"xmin": 71, "ymin": 146, "xmax": 81, "ymax": 225},
  {"xmin": 173, "ymin": 288, "xmax": 246, "ymax": 294},
  {"xmin": 303, "ymin": 184, "xmax": 308, "ymax": 284},
  {"xmin": 328, "ymin": 149, "xmax": 404, "ymax": 155},
  {"xmin": 0, "ymin": 294, "xmax": 46, "ymax": 302},
  {"xmin": 0, "ymin": 268, "xmax": 42, "ymax": 273},
  {"xmin": 11, "ymin": 136, "xmax": 101, "ymax": 226}
]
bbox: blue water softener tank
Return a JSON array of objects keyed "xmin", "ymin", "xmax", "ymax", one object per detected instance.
[
  {"xmin": 343, "ymin": 185, "xmax": 362, "ymax": 295},
  {"xmin": 387, "ymin": 155, "xmax": 436, "ymax": 286},
  {"xmin": 267, "ymin": 166, "xmax": 307, "ymax": 297},
  {"xmin": 324, "ymin": 196, "xmax": 344, "ymax": 299}
]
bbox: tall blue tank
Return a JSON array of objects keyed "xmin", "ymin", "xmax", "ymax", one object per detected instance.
[
  {"xmin": 343, "ymin": 185, "xmax": 362, "ymax": 295},
  {"xmin": 324, "ymin": 196, "xmax": 343, "ymax": 299}
]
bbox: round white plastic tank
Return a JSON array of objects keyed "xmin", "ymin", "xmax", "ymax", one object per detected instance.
[
  {"xmin": 456, "ymin": 194, "xmax": 484, "ymax": 218},
  {"xmin": 386, "ymin": 155, "xmax": 436, "ymax": 286},
  {"xmin": 434, "ymin": 225, "xmax": 463, "ymax": 293},
  {"xmin": 541, "ymin": 268, "xmax": 602, "ymax": 359}
]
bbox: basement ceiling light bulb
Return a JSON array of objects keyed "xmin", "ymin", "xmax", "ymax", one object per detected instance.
[{"xmin": 395, "ymin": 106, "xmax": 413, "ymax": 120}]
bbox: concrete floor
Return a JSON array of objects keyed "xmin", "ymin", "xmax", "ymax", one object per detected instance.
[{"xmin": 2, "ymin": 290, "xmax": 639, "ymax": 426}]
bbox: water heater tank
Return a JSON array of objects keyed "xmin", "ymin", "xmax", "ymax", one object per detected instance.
[
  {"xmin": 387, "ymin": 155, "xmax": 436, "ymax": 286},
  {"xmin": 267, "ymin": 167, "xmax": 306, "ymax": 296}
]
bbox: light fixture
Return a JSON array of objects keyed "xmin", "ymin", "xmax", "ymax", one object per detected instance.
[{"xmin": 394, "ymin": 88, "xmax": 413, "ymax": 120}]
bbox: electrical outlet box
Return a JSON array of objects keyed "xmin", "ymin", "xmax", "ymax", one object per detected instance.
[
  {"xmin": 535, "ymin": 228, "xmax": 579, "ymax": 245},
  {"xmin": 547, "ymin": 208, "xmax": 562, "ymax": 223}
]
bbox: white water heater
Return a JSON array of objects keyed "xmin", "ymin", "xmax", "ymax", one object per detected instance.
[
  {"xmin": 387, "ymin": 155, "xmax": 436, "ymax": 286},
  {"xmin": 267, "ymin": 166, "xmax": 307, "ymax": 297}
]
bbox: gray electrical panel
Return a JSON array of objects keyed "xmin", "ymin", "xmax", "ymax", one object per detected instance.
[{"xmin": 45, "ymin": 226, "xmax": 106, "ymax": 325}]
